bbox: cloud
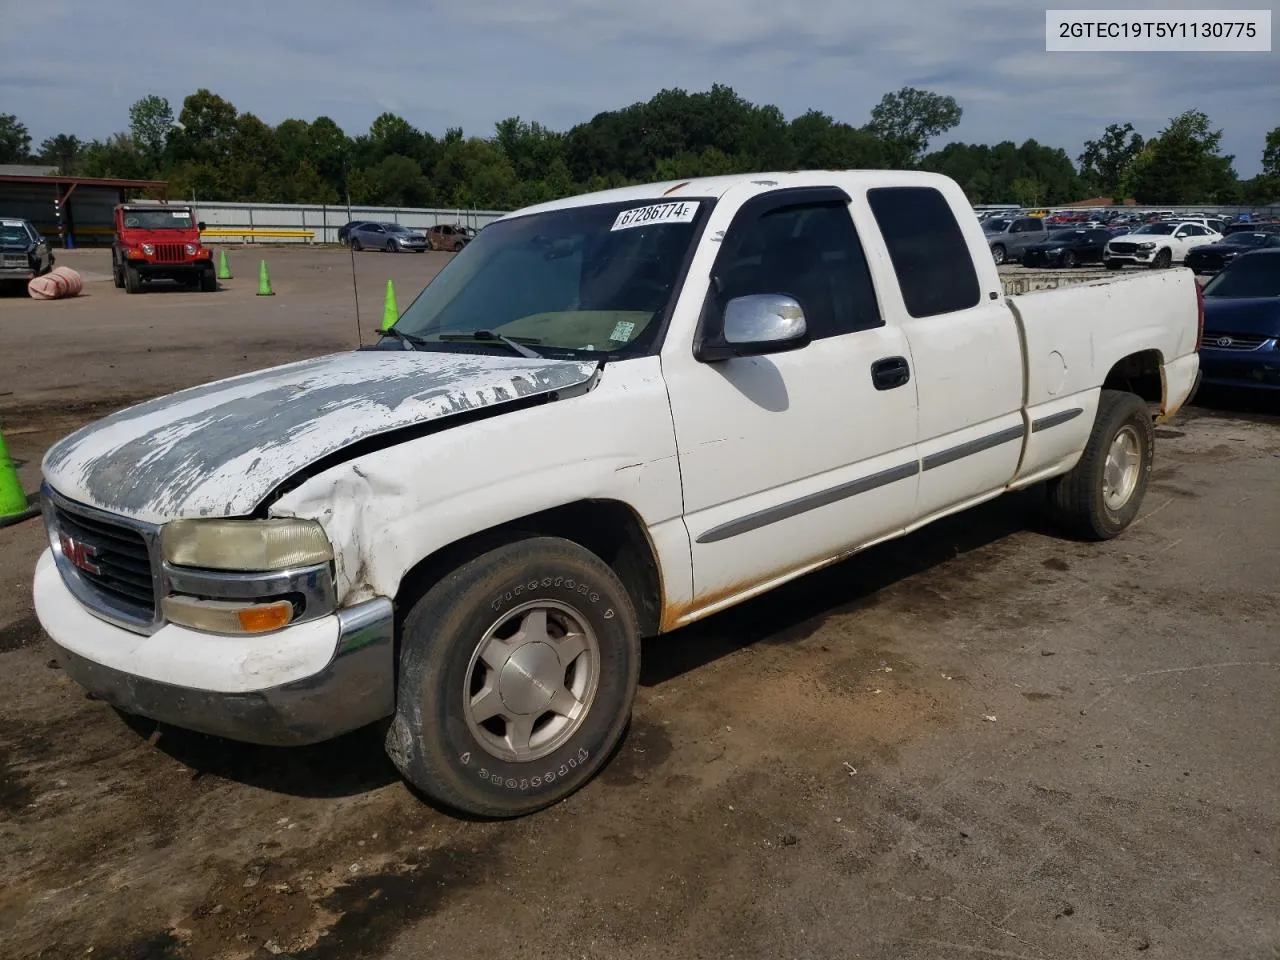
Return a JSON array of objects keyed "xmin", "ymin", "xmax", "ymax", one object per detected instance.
[{"xmin": 0, "ymin": 0, "xmax": 1273, "ymax": 174}]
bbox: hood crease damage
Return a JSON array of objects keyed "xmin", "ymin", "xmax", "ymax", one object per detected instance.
[{"xmin": 42, "ymin": 351, "xmax": 598, "ymax": 523}]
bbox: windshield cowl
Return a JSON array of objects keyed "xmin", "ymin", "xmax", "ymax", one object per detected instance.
[{"xmin": 390, "ymin": 198, "xmax": 710, "ymax": 359}]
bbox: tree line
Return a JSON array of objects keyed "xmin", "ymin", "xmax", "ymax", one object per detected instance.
[{"xmin": 1, "ymin": 85, "xmax": 1276, "ymax": 210}]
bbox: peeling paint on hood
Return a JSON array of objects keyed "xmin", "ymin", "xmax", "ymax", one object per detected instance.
[{"xmin": 42, "ymin": 351, "xmax": 599, "ymax": 523}]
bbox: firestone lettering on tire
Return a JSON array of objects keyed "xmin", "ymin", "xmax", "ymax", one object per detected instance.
[{"xmin": 471, "ymin": 748, "xmax": 591, "ymax": 789}]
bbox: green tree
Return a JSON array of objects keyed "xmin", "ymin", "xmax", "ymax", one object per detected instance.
[
  {"xmin": 1130, "ymin": 110, "xmax": 1237, "ymax": 204},
  {"xmin": 170, "ymin": 89, "xmax": 239, "ymax": 167},
  {"xmin": 128, "ymin": 95, "xmax": 174, "ymax": 171},
  {"xmin": 1079, "ymin": 122, "xmax": 1145, "ymax": 201},
  {"xmin": 1263, "ymin": 126, "xmax": 1280, "ymax": 178},
  {"xmin": 867, "ymin": 87, "xmax": 963, "ymax": 167},
  {"xmin": 81, "ymin": 134, "xmax": 149, "ymax": 180},
  {"xmin": 38, "ymin": 134, "xmax": 83, "ymax": 175},
  {"xmin": 0, "ymin": 113, "xmax": 32, "ymax": 163}
]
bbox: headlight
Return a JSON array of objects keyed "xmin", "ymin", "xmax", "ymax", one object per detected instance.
[
  {"xmin": 185, "ymin": 242, "xmax": 198, "ymax": 255},
  {"xmin": 162, "ymin": 518, "xmax": 333, "ymax": 571},
  {"xmin": 140, "ymin": 242, "xmax": 154, "ymax": 255},
  {"xmin": 1138, "ymin": 242, "xmax": 1156, "ymax": 250},
  {"xmin": 1047, "ymin": 248, "xmax": 1063, "ymax": 254}
]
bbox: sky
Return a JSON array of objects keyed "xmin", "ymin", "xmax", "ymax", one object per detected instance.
[{"xmin": 1, "ymin": 0, "xmax": 1275, "ymax": 177}]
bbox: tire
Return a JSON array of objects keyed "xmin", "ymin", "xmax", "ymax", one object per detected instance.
[
  {"xmin": 452, "ymin": 241, "xmax": 464, "ymax": 252},
  {"xmin": 1151, "ymin": 248, "xmax": 1172, "ymax": 269},
  {"xmin": 991, "ymin": 244, "xmax": 1006, "ymax": 265},
  {"xmin": 351, "ymin": 238, "xmax": 362, "ymax": 251},
  {"xmin": 385, "ymin": 536, "xmax": 641, "ymax": 818},
  {"xmin": 386, "ymin": 240, "xmax": 397, "ymax": 253},
  {"xmin": 1045, "ymin": 390, "xmax": 1154, "ymax": 541},
  {"xmin": 1062, "ymin": 250, "xmax": 1077, "ymax": 268},
  {"xmin": 124, "ymin": 264, "xmax": 141, "ymax": 294},
  {"xmin": 200, "ymin": 266, "xmax": 217, "ymax": 292},
  {"xmin": 113, "ymin": 259, "xmax": 124, "ymax": 289},
  {"xmin": 1105, "ymin": 260, "xmax": 1123, "ymax": 270}
]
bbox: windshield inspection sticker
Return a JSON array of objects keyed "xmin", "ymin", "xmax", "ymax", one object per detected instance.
[
  {"xmin": 611, "ymin": 201, "xmax": 699, "ymax": 231},
  {"xmin": 609, "ymin": 320, "xmax": 636, "ymax": 342}
]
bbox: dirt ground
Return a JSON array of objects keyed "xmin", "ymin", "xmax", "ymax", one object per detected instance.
[{"xmin": 1, "ymin": 248, "xmax": 1278, "ymax": 960}]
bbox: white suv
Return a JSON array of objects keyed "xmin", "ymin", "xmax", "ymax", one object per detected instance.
[{"xmin": 1105, "ymin": 221, "xmax": 1223, "ymax": 269}]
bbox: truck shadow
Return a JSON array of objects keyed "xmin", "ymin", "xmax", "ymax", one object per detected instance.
[
  {"xmin": 126, "ymin": 489, "xmax": 1047, "ymax": 800},
  {"xmin": 639, "ymin": 488, "xmax": 1046, "ymax": 687}
]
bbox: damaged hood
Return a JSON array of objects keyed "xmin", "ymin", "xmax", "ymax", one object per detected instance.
[{"xmin": 42, "ymin": 350, "xmax": 598, "ymax": 523}]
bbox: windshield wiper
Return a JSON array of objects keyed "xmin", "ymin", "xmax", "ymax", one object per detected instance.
[
  {"xmin": 376, "ymin": 327, "xmax": 431, "ymax": 350},
  {"xmin": 438, "ymin": 330, "xmax": 543, "ymax": 358}
]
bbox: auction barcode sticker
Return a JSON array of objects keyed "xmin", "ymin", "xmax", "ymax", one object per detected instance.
[
  {"xmin": 612, "ymin": 201, "xmax": 700, "ymax": 231},
  {"xmin": 1047, "ymin": 9, "xmax": 1271, "ymax": 51}
]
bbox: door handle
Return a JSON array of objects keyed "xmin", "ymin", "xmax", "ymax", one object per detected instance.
[{"xmin": 871, "ymin": 356, "xmax": 911, "ymax": 391}]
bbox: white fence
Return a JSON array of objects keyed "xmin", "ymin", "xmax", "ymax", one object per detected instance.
[{"xmin": 187, "ymin": 202, "xmax": 510, "ymax": 244}]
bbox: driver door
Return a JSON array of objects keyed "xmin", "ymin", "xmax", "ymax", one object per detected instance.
[{"xmin": 661, "ymin": 187, "xmax": 921, "ymax": 614}]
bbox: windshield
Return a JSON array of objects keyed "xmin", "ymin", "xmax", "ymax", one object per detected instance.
[
  {"xmin": 1132, "ymin": 223, "xmax": 1175, "ymax": 235},
  {"xmin": 983, "ymin": 219, "xmax": 1011, "ymax": 233},
  {"xmin": 122, "ymin": 209, "xmax": 195, "ymax": 230},
  {"xmin": 1202, "ymin": 256, "xmax": 1280, "ymax": 299},
  {"xmin": 393, "ymin": 198, "xmax": 708, "ymax": 356},
  {"xmin": 1224, "ymin": 233, "xmax": 1272, "ymax": 248},
  {"xmin": 0, "ymin": 222, "xmax": 30, "ymax": 244}
]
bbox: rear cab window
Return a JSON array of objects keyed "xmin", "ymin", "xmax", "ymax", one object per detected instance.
[{"xmin": 866, "ymin": 186, "xmax": 982, "ymax": 318}]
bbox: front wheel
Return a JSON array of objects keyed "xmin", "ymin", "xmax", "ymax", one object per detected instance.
[
  {"xmin": 123, "ymin": 264, "xmax": 141, "ymax": 294},
  {"xmin": 199, "ymin": 265, "xmax": 217, "ymax": 291},
  {"xmin": 386, "ymin": 537, "xmax": 641, "ymax": 818},
  {"xmin": 991, "ymin": 244, "xmax": 1006, "ymax": 265},
  {"xmin": 351, "ymin": 237, "xmax": 362, "ymax": 251},
  {"xmin": 1044, "ymin": 389, "xmax": 1154, "ymax": 540},
  {"xmin": 1151, "ymin": 248, "xmax": 1172, "ymax": 269},
  {"xmin": 1062, "ymin": 250, "xmax": 1077, "ymax": 268}
]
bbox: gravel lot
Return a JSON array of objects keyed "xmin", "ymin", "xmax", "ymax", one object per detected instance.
[{"xmin": 1, "ymin": 247, "xmax": 1277, "ymax": 960}]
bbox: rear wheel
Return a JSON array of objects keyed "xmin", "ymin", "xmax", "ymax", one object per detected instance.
[
  {"xmin": 385, "ymin": 537, "xmax": 641, "ymax": 818},
  {"xmin": 123, "ymin": 264, "xmax": 141, "ymax": 294},
  {"xmin": 113, "ymin": 260, "xmax": 124, "ymax": 289},
  {"xmin": 1045, "ymin": 390, "xmax": 1153, "ymax": 540}
]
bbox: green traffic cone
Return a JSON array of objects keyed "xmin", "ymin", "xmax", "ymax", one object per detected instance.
[
  {"xmin": 381, "ymin": 279, "xmax": 398, "ymax": 330},
  {"xmin": 0, "ymin": 427, "xmax": 38, "ymax": 527},
  {"xmin": 256, "ymin": 259, "xmax": 274, "ymax": 296},
  {"xmin": 217, "ymin": 249, "xmax": 232, "ymax": 280}
]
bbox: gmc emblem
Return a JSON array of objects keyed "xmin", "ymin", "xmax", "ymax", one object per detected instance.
[{"xmin": 59, "ymin": 532, "xmax": 101, "ymax": 575}]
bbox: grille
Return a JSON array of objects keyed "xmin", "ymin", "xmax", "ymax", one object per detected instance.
[
  {"xmin": 2, "ymin": 253, "xmax": 27, "ymax": 266},
  {"xmin": 52, "ymin": 502, "xmax": 156, "ymax": 619},
  {"xmin": 1205, "ymin": 333, "xmax": 1270, "ymax": 351},
  {"xmin": 153, "ymin": 243, "xmax": 187, "ymax": 263},
  {"xmin": 1108, "ymin": 242, "xmax": 1138, "ymax": 254}
]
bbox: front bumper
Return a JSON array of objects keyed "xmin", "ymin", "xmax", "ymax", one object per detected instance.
[
  {"xmin": 34, "ymin": 549, "xmax": 396, "ymax": 745},
  {"xmin": 1197, "ymin": 344, "xmax": 1280, "ymax": 391},
  {"xmin": 0, "ymin": 265, "xmax": 36, "ymax": 279}
]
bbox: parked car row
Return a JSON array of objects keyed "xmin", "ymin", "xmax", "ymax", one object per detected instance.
[{"xmin": 337, "ymin": 220, "xmax": 477, "ymax": 252}]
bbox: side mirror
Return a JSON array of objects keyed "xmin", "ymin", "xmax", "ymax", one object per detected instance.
[
  {"xmin": 696, "ymin": 294, "xmax": 809, "ymax": 363},
  {"xmin": 197, "ymin": 221, "xmax": 207, "ymax": 232}
]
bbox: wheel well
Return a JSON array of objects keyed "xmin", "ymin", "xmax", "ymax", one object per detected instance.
[
  {"xmin": 393, "ymin": 500, "xmax": 664, "ymax": 637},
  {"xmin": 1103, "ymin": 350, "xmax": 1164, "ymax": 409}
]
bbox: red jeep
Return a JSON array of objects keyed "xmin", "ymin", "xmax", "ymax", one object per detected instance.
[{"xmin": 111, "ymin": 203, "xmax": 215, "ymax": 293}]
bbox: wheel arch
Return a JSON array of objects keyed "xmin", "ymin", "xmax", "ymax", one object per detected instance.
[
  {"xmin": 1102, "ymin": 349, "xmax": 1164, "ymax": 412},
  {"xmin": 393, "ymin": 498, "xmax": 665, "ymax": 640}
]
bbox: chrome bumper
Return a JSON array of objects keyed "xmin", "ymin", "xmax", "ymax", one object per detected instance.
[{"xmin": 50, "ymin": 597, "xmax": 397, "ymax": 746}]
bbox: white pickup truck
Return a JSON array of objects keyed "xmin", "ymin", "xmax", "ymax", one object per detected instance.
[{"xmin": 34, "ymin": 171, "xmax": 1202, "ymax": 818}]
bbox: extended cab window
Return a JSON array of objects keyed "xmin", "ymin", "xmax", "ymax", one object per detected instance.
[
  {"xmin": 714, "ymin": 201, "xmax": 882, "ymax": 339},
  {"xmin": 867, "ymin": 186, "xmax": 981, "ymax": 318}
]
